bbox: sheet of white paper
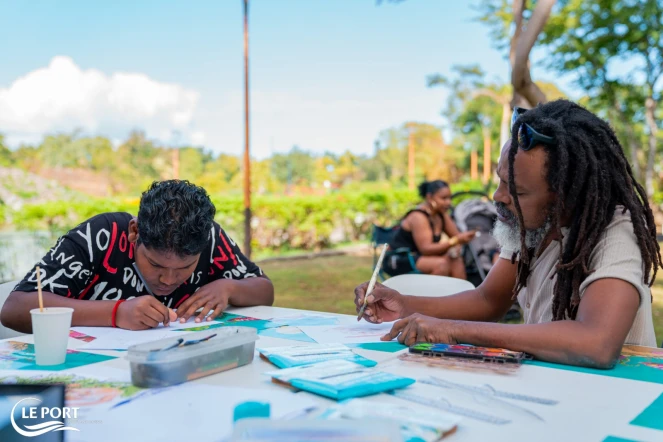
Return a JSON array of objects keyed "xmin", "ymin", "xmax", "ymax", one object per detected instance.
[
  {"xmin": 75, "ymin": 323, "xmax": 198, "ymax": 351},
  {"xmin": 68, "ymin": 384, "xmax": 317, "ymax": 442},
  {"xmin": 298, "ymin": 321, "xmax": 395, "ymax": 345},
  {"xmin": 266, "ymin": 313, "xmax": 339, "ymax": 327},
  {"xmin": 73, "ymin": 320, "xmax": 197, "ymax": 338}
]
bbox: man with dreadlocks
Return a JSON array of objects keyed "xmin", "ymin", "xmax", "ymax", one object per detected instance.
[{"xmin": 354, "ymin": 99, "xmax": 661, "ymax": 368}]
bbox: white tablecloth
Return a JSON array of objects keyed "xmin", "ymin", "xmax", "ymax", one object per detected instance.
[{"xmin": 1, "ymin": 305, "xmax": 661, "ymax": 442}]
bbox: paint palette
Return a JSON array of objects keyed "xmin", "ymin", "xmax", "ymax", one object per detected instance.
[{"xmin": 409, "ymin": 343, "xmax": 533, "ymax": 364}]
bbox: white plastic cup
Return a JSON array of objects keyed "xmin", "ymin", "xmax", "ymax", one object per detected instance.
[{"xmin": 30, "ymin": 307, "xmax": 74, "ymax": 366}]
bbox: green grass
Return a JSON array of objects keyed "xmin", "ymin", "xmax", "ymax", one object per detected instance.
[
  {"xmin": 263, "ymin": 254, "xmax": 374, "ymax": 315},
  {"xmin": 262, "ymin": 254, "xmax": 663, "ymax": 346}
]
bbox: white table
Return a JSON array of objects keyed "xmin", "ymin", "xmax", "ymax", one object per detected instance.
[{"xmin": 2, "ymin": 306, "xmax": 662, "ymax": 442}]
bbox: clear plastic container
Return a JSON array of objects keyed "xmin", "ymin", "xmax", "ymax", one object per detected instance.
[{"xmin": 127, "ymin": 327, "xmax": 258, "ymax": 388}]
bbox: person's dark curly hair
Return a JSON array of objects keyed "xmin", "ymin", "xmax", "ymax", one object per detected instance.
[
  {"xmin": 137, "ymin": 180, "xmax": 216, "ymax": 256},
  {"xmin": 509, "ymin": 99, "xmax": 661, "ymax": 321}
]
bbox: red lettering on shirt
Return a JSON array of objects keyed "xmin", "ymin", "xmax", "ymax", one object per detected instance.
[
  {"xmin": 102, "ymin": 222, "xmax": 118, "ymax": 274},
  {"xmin": 119, "ymin": 230, "xmax": 128, "ymax": 253},
  {"xmin": 212, "ymin": 245, "xmax": 229, "ymax": 270},
  {"xmin": 219, "ymin": 231, "xmax": 238, "ymax": 266},
  {"xmin": 78, "ymin": 274, "xmax": 100, "ymax": 299}
]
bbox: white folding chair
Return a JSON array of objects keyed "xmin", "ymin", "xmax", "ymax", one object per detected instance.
[
  {"xmin": 381, "ymin": 274, "xmax": 474, "ymax": 297},
  {"xmin": 0, "ymin": 280, "xmax": 26, "ymax": 339}
]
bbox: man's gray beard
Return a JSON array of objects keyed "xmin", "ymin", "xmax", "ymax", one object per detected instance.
[{"xmin": 492, "ymin": 216, "xmax": 552, "ymax": 254}]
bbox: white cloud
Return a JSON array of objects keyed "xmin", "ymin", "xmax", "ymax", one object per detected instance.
[
  {"xmin": 0, "ymin": 56, "xmax": 203, "ymax": 146},
  {"xmin": 0, "ymin": 57, "xmax": 450, "ymax": 158}
]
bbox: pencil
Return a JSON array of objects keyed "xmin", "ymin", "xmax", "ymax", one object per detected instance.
[{"xmin": 357, "ymin": 243, "xmax": 388, "ymax": 321}]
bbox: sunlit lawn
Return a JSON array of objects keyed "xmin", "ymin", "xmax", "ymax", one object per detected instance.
[
  {"xmin": 263, "ymin": 254, "xmax": 373, "ymax": 315},
  {"xmin": 263, "ymin": 254, "xmax": 663, "ymax": 347}
]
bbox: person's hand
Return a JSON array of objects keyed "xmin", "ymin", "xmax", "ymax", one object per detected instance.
[
  {"xmin": 448, "ymin": 245, "xmax": 462, "ymax": 259},
  {"xmin": 457, "ymin": 230, "xmax": 477, "ymax": 245},
  {"xmin": 381, "ymin": 313, "xmax": 458, "ymax": 346},
  {"xmin": 176, "ymin": 279, "xmax": 234, "ymax": 323},
  {"xmin": 116, "ymin": 296, "xmax": 177, "ymax": 330},
  {"xmin": 354, "ymin": 281, "xmax": 406, "ymax": 323}
]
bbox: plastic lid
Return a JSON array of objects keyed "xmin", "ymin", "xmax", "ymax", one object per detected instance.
[
  {"xmin": 233, "ymin": 401, "xmax": 270, "ymax": 422},
  {"xmin": 126, "ymin": 327, "xmax": 258, "ymax": 364}
]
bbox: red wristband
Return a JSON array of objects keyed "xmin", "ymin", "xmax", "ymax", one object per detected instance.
[{"xmin": 111, "ymin": 299, "xmax": 126, "ymax": 328}]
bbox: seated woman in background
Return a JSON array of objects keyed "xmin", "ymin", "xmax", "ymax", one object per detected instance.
[{"xmin": 383, "ymin": 180, "xmax": 476, "ymax": 278}]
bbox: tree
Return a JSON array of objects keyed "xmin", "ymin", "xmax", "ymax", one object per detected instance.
[
  {"xmin": 334, "ymin": 151, "xmax": 365, "ymax": 186},
  {"xmin": 115, "ymin": 131, "xmax": 167, "ymax": 193},
  {"xmin": 376, "ymin": 128, "xmax": 407, "ymax": 185},
  {"xmin": 410, "ymin": 123, "xmax": 456, "ymax": 183},
  {"xmin": 538, "ymin": 0, "xmax": 662, "ymax": 196},
  {"xmin": 13, "ymin": 145, "xmax": 40, "ymax": 172},
  {"xmin": 271, "ymin": 146, "xmax": 316, "ymax": 191},
  {"xmin": 197, "ymin": 154, "xmax": 242, "ymax": 194},
  {"xmin": 429, "ymin": 65, "xmax": 502, "ymax": 184},
  {"xmin": 477, "ymin": 0, "xmax": 557, "ymax": 108},
  {"xmin": 37, "ymin": 133, "xmax": 80, "ymax": 168},
  {"xmin": 178, "ymin": 147, "xmax": 213, "ymax": 182}
]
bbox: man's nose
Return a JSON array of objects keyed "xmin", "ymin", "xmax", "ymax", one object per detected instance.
[
  {"xmin": 493, "ymin": 183, "xmax": 512, "ymax": 206},
  {"xmin": 159, "ymin": 269, "xmax": 178, "ymax": 286}
]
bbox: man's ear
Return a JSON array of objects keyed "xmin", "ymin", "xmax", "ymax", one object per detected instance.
[{"xmin": 128, "ymin": 218, "xmax": 139, "ymax": 244}]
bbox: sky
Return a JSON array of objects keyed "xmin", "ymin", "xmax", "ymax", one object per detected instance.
[{"xmin": 0, "ymin": 0, "xmax": 576, "ymax": 159}]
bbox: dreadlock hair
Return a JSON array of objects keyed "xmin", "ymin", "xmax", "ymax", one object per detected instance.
[{"xmin": 509, "ymin": 99, "xmax": 661, "ymax": 321}]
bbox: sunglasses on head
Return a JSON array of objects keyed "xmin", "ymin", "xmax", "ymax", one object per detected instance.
[{"xmin": 511, "ymin": 107, "xmax": 556, "ymax": 151}]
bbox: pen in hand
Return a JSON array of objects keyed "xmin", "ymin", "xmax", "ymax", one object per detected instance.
[{"xmin": 357, "ymin": 243, "xmax": 388, "ymax": 322}]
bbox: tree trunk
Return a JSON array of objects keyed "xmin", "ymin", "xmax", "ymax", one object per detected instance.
[
  {"xmin": 472, "ymin": 89, "xmax": 511, "ymax": 148},
  {"xmin": 510, "ymin": 0, "xmax": 555, "ymax": 108},
  {"xmin": 644, "ymin": 96, "xmax": 658, "ymax": 198},
  {"xmin": 482, "ymin": 126, "xmax": 492, "ymax": 184},
  {"xmin": 471, "ymin": 149, "xmax": 478, "ymax": 181}
]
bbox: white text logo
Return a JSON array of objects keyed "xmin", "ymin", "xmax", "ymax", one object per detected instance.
[{"xmin": 11, "ymin": 397, "xmax": 80, "ymax": 437}]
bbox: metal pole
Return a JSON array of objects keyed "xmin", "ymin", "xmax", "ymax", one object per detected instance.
[{"xmin": 243, "ymin": 0, "xmax": 252, "ymax": 257}]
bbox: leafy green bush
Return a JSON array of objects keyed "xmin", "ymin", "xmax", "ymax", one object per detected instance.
[{"xmin": 3, "ymin": 183, "xmax": 490, "ymax": 253}]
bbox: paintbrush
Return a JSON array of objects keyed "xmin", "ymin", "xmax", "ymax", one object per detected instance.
[
  {"xmin": 357, "ymin": 243, "xmax": 388, "ymax": 322},
  {"xmin": 36, "ymin": 265, "xmax": 44, "ymax": 312}
]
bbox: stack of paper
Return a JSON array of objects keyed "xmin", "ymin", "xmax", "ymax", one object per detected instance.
[{"xmin": 267, "ymin": 359, "xmax": 415, "ymax": 400}]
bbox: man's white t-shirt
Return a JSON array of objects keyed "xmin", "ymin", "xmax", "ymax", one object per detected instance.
[{"xmin": 500, "ymin": 207, "xmax": 657, "ymax": 347}]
